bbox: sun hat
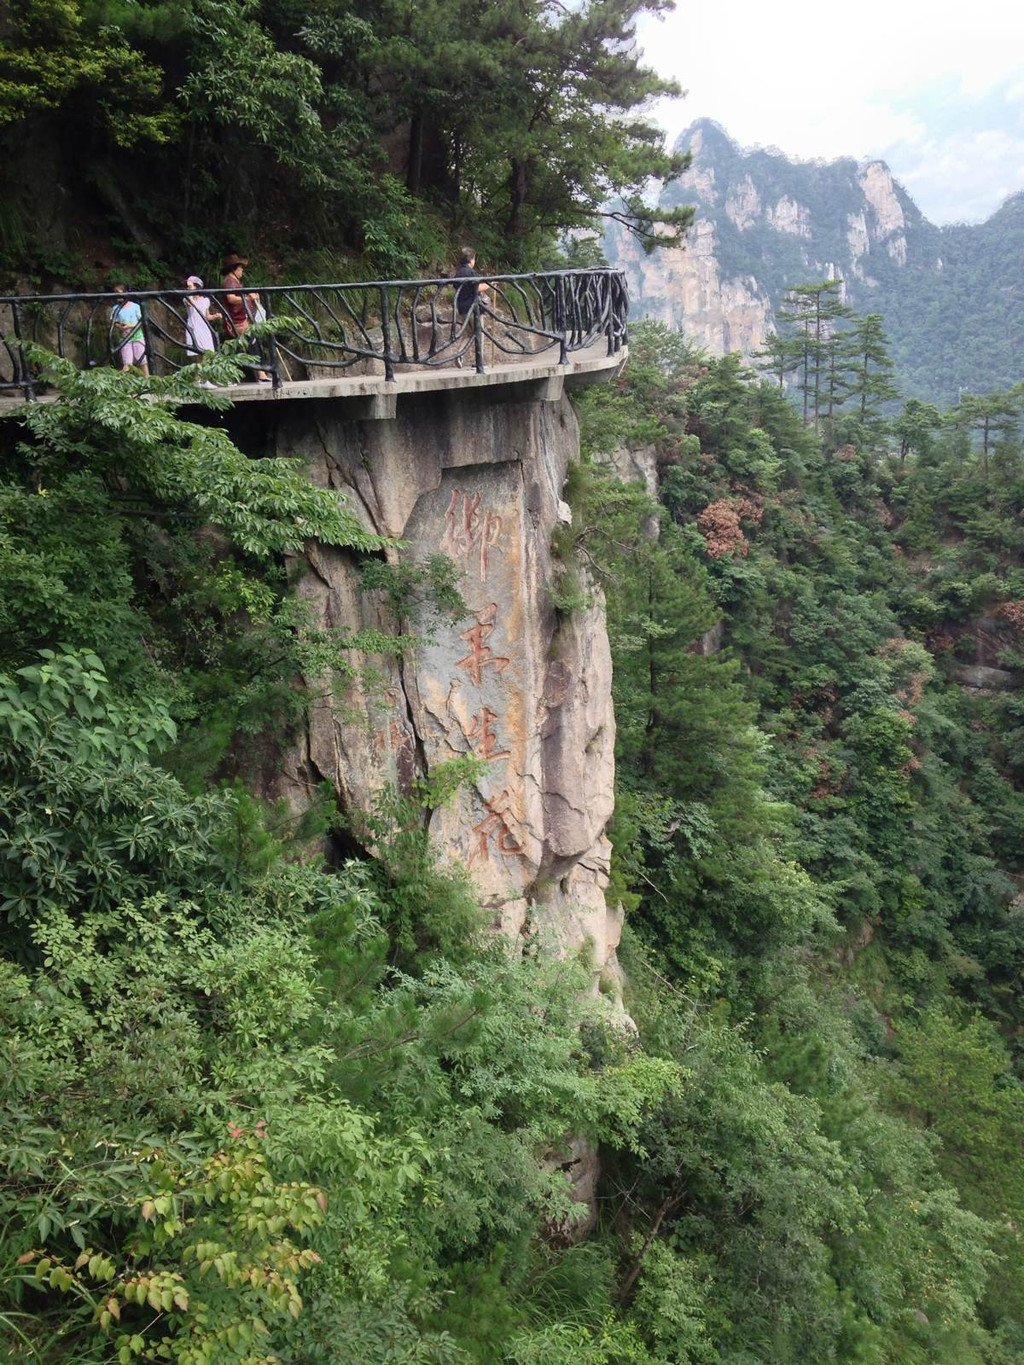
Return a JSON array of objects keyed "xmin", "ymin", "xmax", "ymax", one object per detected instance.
[
  {"xmin": 185, "ymin": 275, "xmax": 203, "ymax": 288},
  {"xmin": 222, "ymin": 253, "xmax": 249, "ymax": 270}
]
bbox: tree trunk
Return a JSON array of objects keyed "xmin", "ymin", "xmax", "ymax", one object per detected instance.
[
  {"xmin": 507, "ymin": 158, "xmax": 528, "ymax": 240},
  {"xmin": 642, "ymin": 570, "xmax": 658, "ymax": 778},
  {"xmin": 406, "ymin": 110, "xmax": 424, "ymax": 194},
  {"xmin": 618, "ymin": 1188, "xmax": 688, "ymax": 1305}
]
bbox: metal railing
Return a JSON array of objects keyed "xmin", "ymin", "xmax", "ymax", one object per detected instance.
[{"xmin": 0, "ymin": 268, "xmax": 628, "ymax": 399}]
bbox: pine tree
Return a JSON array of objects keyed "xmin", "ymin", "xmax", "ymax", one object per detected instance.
[
  {"xmin": 893, "ymin": 397, "xmax": 943, "ymax": 464},
  {"xmin": 375, "ymin": 0, "xmax": 695, "ymax": 263},
  {"xmin": 843, "ymin": 312, "xmax": 899, "ymax": 431},
  {"xmin": 751, "ymin": 331, "xmax": 800, "ymax": 392},
  {"xmin": 952, "ymin": 390, "xmax": 1020, "ymax": 477},
  {"xmin": 821, "ymin": 299, "xmax": 855, "ymax": 423},
  {"xmin": 778, "ymin": 280, "xmax": 848, "ymax": 428}
]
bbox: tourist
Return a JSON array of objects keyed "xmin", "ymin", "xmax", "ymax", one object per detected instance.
[
  {"xmin": 452, "ymin": 247, "xmax": 490, "ymax": 367},
  {"xmin": 183, "ymin": 275, "xmax": 217, "ymax": 358},
  {"xmin": 220, "ymin": 253, "xmax": 269, "ymax": 382},
  {"xmin": 110, "ymin": 283, "xmax": 149, "ymax": 375},
  {"xmin": 454, "ymin": 246, "xmax": 490, "ymax": 323}
]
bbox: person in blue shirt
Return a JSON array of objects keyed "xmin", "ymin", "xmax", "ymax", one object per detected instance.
[{"xmin": 110, "ymin": 283, "xmax": 149, "ymax": 375}]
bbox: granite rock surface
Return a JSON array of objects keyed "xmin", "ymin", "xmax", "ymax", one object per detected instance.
[{"xmin": 263, "ymin": 389, "xmax": 624, "ymax": 998}]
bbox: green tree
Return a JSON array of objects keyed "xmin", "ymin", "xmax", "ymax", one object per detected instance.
[
  {"xmin": 0, "ymin": 0, "xmax": 175, "ymax": 144},
  {"xmin": 893, "ymin": 396, "xmax": 943, "ymax": 464},
  {"xmin": 751, "ymin": 329, "xmax": 801, "ymax": 392},
  {"xmin": 777, "ymin": 280, "xmax": 849, "ymax": 429},
  {"xmin": 842, "ymin": 312, "xmax": 899, "ymax": 432},
  {"xmin": 947, "ymin": 390, "xmax": 1020, "ymax": 478},
  {"xmin": 455, "ymin": 0, "xmax": 693, "ymax": 261},
  {"xmin": 887, "ymin": 1010, "xmax": 1024, "ymax": 1328},
  {"xmin": 1, "ymin": 0, "xmax": 694, "ymax": 277},
  {"xmin": 0, "ymin": 349, "xmax": 389, "ymax": 762}
]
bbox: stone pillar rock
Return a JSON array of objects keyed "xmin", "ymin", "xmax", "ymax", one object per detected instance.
[{"xmin": 263, "ymin": 389, "xmax": 623, "ymax": 1000}]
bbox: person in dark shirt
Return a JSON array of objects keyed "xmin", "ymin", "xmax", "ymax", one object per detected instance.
[
  {"xmin": 452, "ymin": 247, "xmax": 491, "ymax": 367},
  {"xmin": 454, "ymin": 247, "xmax": 490, "ymax": 320}
]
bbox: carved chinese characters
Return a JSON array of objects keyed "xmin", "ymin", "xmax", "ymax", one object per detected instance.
[
  {"xmin": 439, "ymin": 485, "xmax": 523, "ymax": 869},
  {"xmin": 455, "ymin": 603, "xmax": 510, "ymax": 687},
  {"xmin": 469, "ymin": 790, "xmax": 524, "ymax": 867},
  {"xmin": 467, "ymin": 705, "xmax": 510, "ymax": 762},
  {"xmin": 441, "ymin": 489, "xmax": 504, "ymax": 581}
]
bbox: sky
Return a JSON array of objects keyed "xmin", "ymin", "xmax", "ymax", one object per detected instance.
[{"xmin": 635, "ymin": 0, "xmax": 1024, "ymax": 224}]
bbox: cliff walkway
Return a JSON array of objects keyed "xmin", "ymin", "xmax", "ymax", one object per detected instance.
[{"xmin": 0, "ymin": 268, "xmax": 628, "ymax": 409}]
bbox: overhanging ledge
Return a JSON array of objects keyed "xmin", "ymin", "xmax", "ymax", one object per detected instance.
[
  {"xmin": 189, "ymin": 341, "xmax": 626, "ymax": 417},
  {"xmin": 0, "ymin": 343, "xmax": 625, "ymax": 418}
]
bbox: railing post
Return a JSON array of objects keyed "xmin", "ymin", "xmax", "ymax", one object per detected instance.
[
  {"xmin": 473, "ymin": 297, "xmax": 485, "ymax": 373},
  {"xmin": 139, "ymin": 298, "xmax": 155, "ymax": 375},
  {"xmin": 379, "ymin": 285, "xmax": 395, "ymax": 382},
  {"xmin": 260, "ymin": 288, "xmax": 282, "ymax": 389},
  {"xmin": 11, "ymin": 300, "xmax": 35, "ymax": 401},
  {"xmin": 556, "ymin": 275, "xmax": 568, "ymax": 366}
]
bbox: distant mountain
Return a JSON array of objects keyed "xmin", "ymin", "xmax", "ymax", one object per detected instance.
[{"xmin": 607, "ymin": 119, "xmax": 1024, "ymax": 406}]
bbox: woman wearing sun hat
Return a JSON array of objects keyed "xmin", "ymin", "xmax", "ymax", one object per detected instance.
[
  {"xmin": 220, "ymin": 253, "xmax": 268, "ymax": 381},
  {"xmin": 183, "ymin": 275, "xmax": 216, "ymax": 357}
]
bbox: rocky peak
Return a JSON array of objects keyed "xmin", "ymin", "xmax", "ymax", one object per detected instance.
[
  {"xmin": 608, "ymin": 124, "xmax": 931, "ymax": 363},
  {"xmin": 857, "ymin": 161, "xmax": 907, "ymax": 236},
  {"xmin": 680, "ymin": 117, "xmax": 739, "ymax": 165},
  {"xmin": 725, "ymin": 177, "xmax": 762, "ymax": 230},
  {"xmin": 605, "ymin": 121, "xmax": 1024, "ymax": 403}
]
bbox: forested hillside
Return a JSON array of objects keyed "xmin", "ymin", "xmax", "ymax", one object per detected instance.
[
  {"xmin": 570, "ymin": 319, "xmax": 1024, "ymax": 1361},
  {"xmin": 5, "ymin": 313, "xmax": 1024, "ymax": 1360},
  {"xmin": 0, "ymin": 0, "xmax": 691, "ymax": 285}
]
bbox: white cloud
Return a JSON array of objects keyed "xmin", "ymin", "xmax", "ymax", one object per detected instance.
[
  {"xmin": 895, "ymin": 127, "xmax": 1024, "ymax": 222},
  {"xmin": 636, "ymin": 0, "xmax": 1024, "ymax": 222}
]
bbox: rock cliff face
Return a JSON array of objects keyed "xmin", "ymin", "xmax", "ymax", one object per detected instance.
[
  {"xmin": 607, "ymin": 118, "xmax": 1024, "ymax": 405},
  {"xmin": 609, "ymin": 119, "xmax": 921, "ymax": 364},
  {"xmin": 259, "ymin": 389, "xmax": 624, "ymax": 997},
  {"xmin": 612, "ymin": 216, "xmax": 772, "ymax": 358}
]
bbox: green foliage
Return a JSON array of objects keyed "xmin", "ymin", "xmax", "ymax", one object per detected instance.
[
  {"xmin": 18, "ymin": 1136, "xmax": 325, "ymax": 1365},
  {"xmin": 611, "ymin": 941, "xmax": 994, "ymax": 1364},
  {"xmin": 886, "ymin": 1010, "xmax": 1024, "ymax": 1316},
  {"xmin": 344, "ymin": 758, "xmax": 489, "ymax": 962},
  {"xmin": 570, "ymin": 319, "xmax": 1024, "ymax": 1360},
  {"xmin": 0, "ymin": 357, "xmax": 679, "ymax": 1361},
  {"xmin": 0, "ymin": 632, "xmax": 678, "ymax": 1363},
  {"xmin": 0, "ymin": 351, "xmax": 395, "ymax": 771},
  {"xmin": 0, "ymin": 0, "xmax": 176, "ymax": 145},
  {"xmin": 0, "ymin": 649, "xmax": 210, "ymax": 937},
  {"xmin": 0, "ymin": 361, "xmax": 681, "ymax": 1364},
  {"xmin": 1, "ymin": 0, "xmax": 690, "ymax": 279},
  {"xmin": 359, "ymin": 553, "xmax": 468, "ymax": 632},
  {"xmin": 8, "ymin": 284, "xmax": 1024, "ymax": 1365}
]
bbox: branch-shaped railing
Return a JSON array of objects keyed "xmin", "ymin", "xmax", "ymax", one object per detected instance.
[{"xmin": 0, "ymin": 268, "xmax": 628, "ymax": 399}]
